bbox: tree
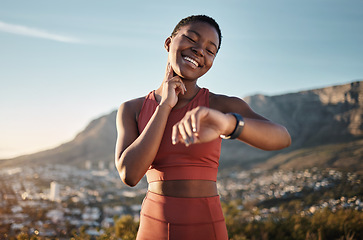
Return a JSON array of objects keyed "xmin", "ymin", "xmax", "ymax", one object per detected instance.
[{"xmin": 114, "ymin": 215, "xmax": 138, "ymax": 240}]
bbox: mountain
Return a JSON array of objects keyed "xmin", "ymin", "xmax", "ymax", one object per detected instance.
[
  {"xmin": 1, "ymin": 81, "xmax": 363, "ymax": 173},
  {"xmin": 0, "ymin": 111, "xmax": 117, "ymax": 169},
  {"xmin": 220, "ymin": 80, "xmax": 363, "ymax": 172}
]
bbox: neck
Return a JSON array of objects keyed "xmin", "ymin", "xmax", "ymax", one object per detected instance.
[
  {"xmin": 155, "ymin": 80, "xmax": 201, "ymax": 106},
  {"xmin": 180, "ymin": 79, "xmax": 200, "ymax": 100}
]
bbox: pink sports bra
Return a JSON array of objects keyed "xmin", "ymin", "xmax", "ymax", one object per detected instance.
[{"xmin": 137, "ymin": 88, "xmax": 222, "ymax": 183}]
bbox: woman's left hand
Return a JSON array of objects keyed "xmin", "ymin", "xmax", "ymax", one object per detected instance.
[{"xmin": 172, "ymin": 107, "xmax": 234, "ymax": 146}]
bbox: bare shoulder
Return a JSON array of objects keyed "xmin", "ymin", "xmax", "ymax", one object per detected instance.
[
  {"xmin": 209, "ymin": 91, "xmax": 266, "ymax": 120},
  {"xmin": 209, "ymin": 91, "xmax": 248, "ymax": 112},
  {"xmin": 117, "ymin": 96, "xmax": 145, "ymax": 122}
]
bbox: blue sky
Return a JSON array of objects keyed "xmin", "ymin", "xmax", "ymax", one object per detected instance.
[{"xmin": 1, "ymin": 0, "xmax": 362, "ymax": 159}]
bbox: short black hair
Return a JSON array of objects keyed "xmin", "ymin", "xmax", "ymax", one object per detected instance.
[{"xmin": 171, "ymin": 15, "xmax": 222, "ymax": 52}]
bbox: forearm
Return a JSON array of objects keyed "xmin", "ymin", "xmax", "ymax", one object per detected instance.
[
  {"xmin": 236, "ymin": 117, "xmax": 291, "ymax": 150},
  {"xmin": 118, "ymin": 104, "xmax": 171, "ymax": 186}
]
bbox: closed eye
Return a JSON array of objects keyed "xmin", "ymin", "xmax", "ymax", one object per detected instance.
[
  {"xmin": 207, "ymin": 49, "xmax": 215, "ymax": 55},
  {"xmin": 184, "ymin": 35, "xmax": 196, "ymax": 43},
  {"xmin": 184, "ymin": 34, "xmax": 216, "ymax": 56}
]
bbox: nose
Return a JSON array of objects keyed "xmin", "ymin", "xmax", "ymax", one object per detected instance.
[{"xmin": 191, "ymin": 46, "xmax": 204, "ymax": 57}]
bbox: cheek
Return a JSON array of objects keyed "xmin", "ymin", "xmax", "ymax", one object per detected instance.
[
  {"xmin": 205, "ymin": 57, "xmax": 215, "ymax": 69},
  {"xmin": 168, "ymin": 45, "xmax": 181, "ymax": 63},
  {"xmin": 169, "ymin": 39, "xmax": 183, "ymax": 53}
]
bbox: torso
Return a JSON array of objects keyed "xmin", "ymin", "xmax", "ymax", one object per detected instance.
[
  {"xmin": 148, "ymin": 180, "xmax": 218, "ymax": 197},
  {"xmin": 132, "ymin": 89, "xmax": 229, "ymax": 198}
]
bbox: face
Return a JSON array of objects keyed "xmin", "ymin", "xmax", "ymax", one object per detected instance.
[{"xmin": 165, "ymin": 22, "xmax": 219, "ymax": 81}]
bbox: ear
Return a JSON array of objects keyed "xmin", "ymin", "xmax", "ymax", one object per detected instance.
[{"xmin": 164, "ymin": 37, "xmax": 172, "ymax": 52}]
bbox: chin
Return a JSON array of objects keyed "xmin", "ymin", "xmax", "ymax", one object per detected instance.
[
  {"xmin": 177, "ymin": 69, "xmax": 203, "ymax": 80},
  {"xmin": 173, "ymin": 62, "xmax": 207, "ymax": 80},
  {"xmin": 179, "ymin": 73, "xmax": 199, "ymax": 81}
]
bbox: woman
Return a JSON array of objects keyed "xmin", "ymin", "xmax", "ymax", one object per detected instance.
[{"xmin": 115, "ymin": 15, "xmax": 291, "ymax": 240}]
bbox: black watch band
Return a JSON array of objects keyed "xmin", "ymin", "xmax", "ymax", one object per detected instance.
[{"xmin": 220, "ymin": 113, "xmax": 245, "ymax": 139}]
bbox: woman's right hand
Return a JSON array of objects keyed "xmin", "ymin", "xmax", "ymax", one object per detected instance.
[{"xmin": 159, "ymin": 63, "xmax": 186, "ymax": 109}]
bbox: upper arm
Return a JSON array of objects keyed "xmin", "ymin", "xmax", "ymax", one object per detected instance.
[
  {"xmin": 209, "ymin": 93, "xmax": 268, "ymax": 121},
  {"xmin": 115, "ymin": 98, "xmax": 144, "ymax": 162}
]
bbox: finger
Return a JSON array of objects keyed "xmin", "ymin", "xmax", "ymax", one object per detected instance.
[
  {"xmin": 171, "ymin": 124, "xmax": 179, "ymax": 145},
  {"xmin": 168, "ymin": 63, "xmax": 173, "ymax": 77},
  {"xmin": 182, "ymin": 118, "xmax": 194, "ymax": 144},
  {"xmin": 177, "ymin": 123, "xmax": 190, "ymax": 146},
  {"xmin": 181, "ymin": 80, "xmax": 187, "ymax": 92},
  {"xmin": 168, "ymin": 63, "xmax": 176, "ymax": 80},
  {"xmin": 191, "ymin": 112, "xmax": 197, "ymax": 133},
  {"xmin": 175, "ymin": 78, "xmax": 187, "ymax": 95},
  {"xmin": 168, "ymin": 78, "xmax": 186, "ymax": 96},
  {"xmin": 190, "ymin": 113, "xmax": 200, "ymax": 143},
  {"xmin": 177, "ymin": 76, "xmax": 187, "ymax": 95},
  {"xmin": 165, "ymin": 62, "xmax": 173, "ymax": 81},
  {"xmin": 166, "ymin": 64, "xmax": 186, "ymax": 93},
  {"xmin": 192, "ymin": 107, "xmax": 205, "ymax": 132}
]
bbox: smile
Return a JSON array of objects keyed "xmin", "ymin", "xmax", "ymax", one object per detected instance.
[{"xmin": 183, "ymin": 56, "xmax": 199, "ymax": 68}]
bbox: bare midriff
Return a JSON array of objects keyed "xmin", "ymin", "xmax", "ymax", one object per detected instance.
[{"xmin": 148, "ymin": 180, "xmax": 218, "ymax": 198}]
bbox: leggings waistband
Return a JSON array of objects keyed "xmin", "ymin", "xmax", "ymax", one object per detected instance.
[{"xmin": 141, "ymin": 191, "xmax": 225, "ymax": 225}]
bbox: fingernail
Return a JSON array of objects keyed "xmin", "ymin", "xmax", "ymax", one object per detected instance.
[
  {"xmin": 172, "ymin": 138, "xmax": 176, "ymax": 145},
  {"xmin": 182, "ymin": 84, "xmax": 187, "ymax": 92},
  {"xmin": 192, "ymin": 127, "xmax": 197, "ymax": 132}
]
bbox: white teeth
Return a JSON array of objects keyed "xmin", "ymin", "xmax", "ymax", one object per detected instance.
[{"xmin": 183, "ymin": 56, "xmax": 199, "ymax": 67}]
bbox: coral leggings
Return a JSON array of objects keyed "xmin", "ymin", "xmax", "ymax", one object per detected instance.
[{"xmin": 136, "ymin": 191, "xmax": 228, "ymax": 240}]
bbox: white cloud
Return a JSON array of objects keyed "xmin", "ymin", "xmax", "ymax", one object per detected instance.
[{"xmin": 0, "ymin": 20, "xmax": 81, "ymax": 43}]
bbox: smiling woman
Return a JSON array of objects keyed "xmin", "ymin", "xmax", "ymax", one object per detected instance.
[
  {"xmin": 114, "ymin": 15, "xmax": 291, "ymax": 240},
  {"xmin": 166, "ymin": 20, "xmax": 220, "ymax": 81}
]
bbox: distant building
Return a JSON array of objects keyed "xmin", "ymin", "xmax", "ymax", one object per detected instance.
[
  {"xmin": 46, "ymin": 209, "xmax": 64, "ymax": 223},
  {"xmin": 49, "ymin": 181, "xmax": 60, "ymax": 202},
  {"xmin": 109, "ymin": 160, "xmax": 115, "ymax": 170},
  {"xmin": 98, "ymin": 161, "xmax": 105, "ymax": 170},
  {"xmin": 85, "ymin": 160, "xmax": 92, "ymax": 170}
]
